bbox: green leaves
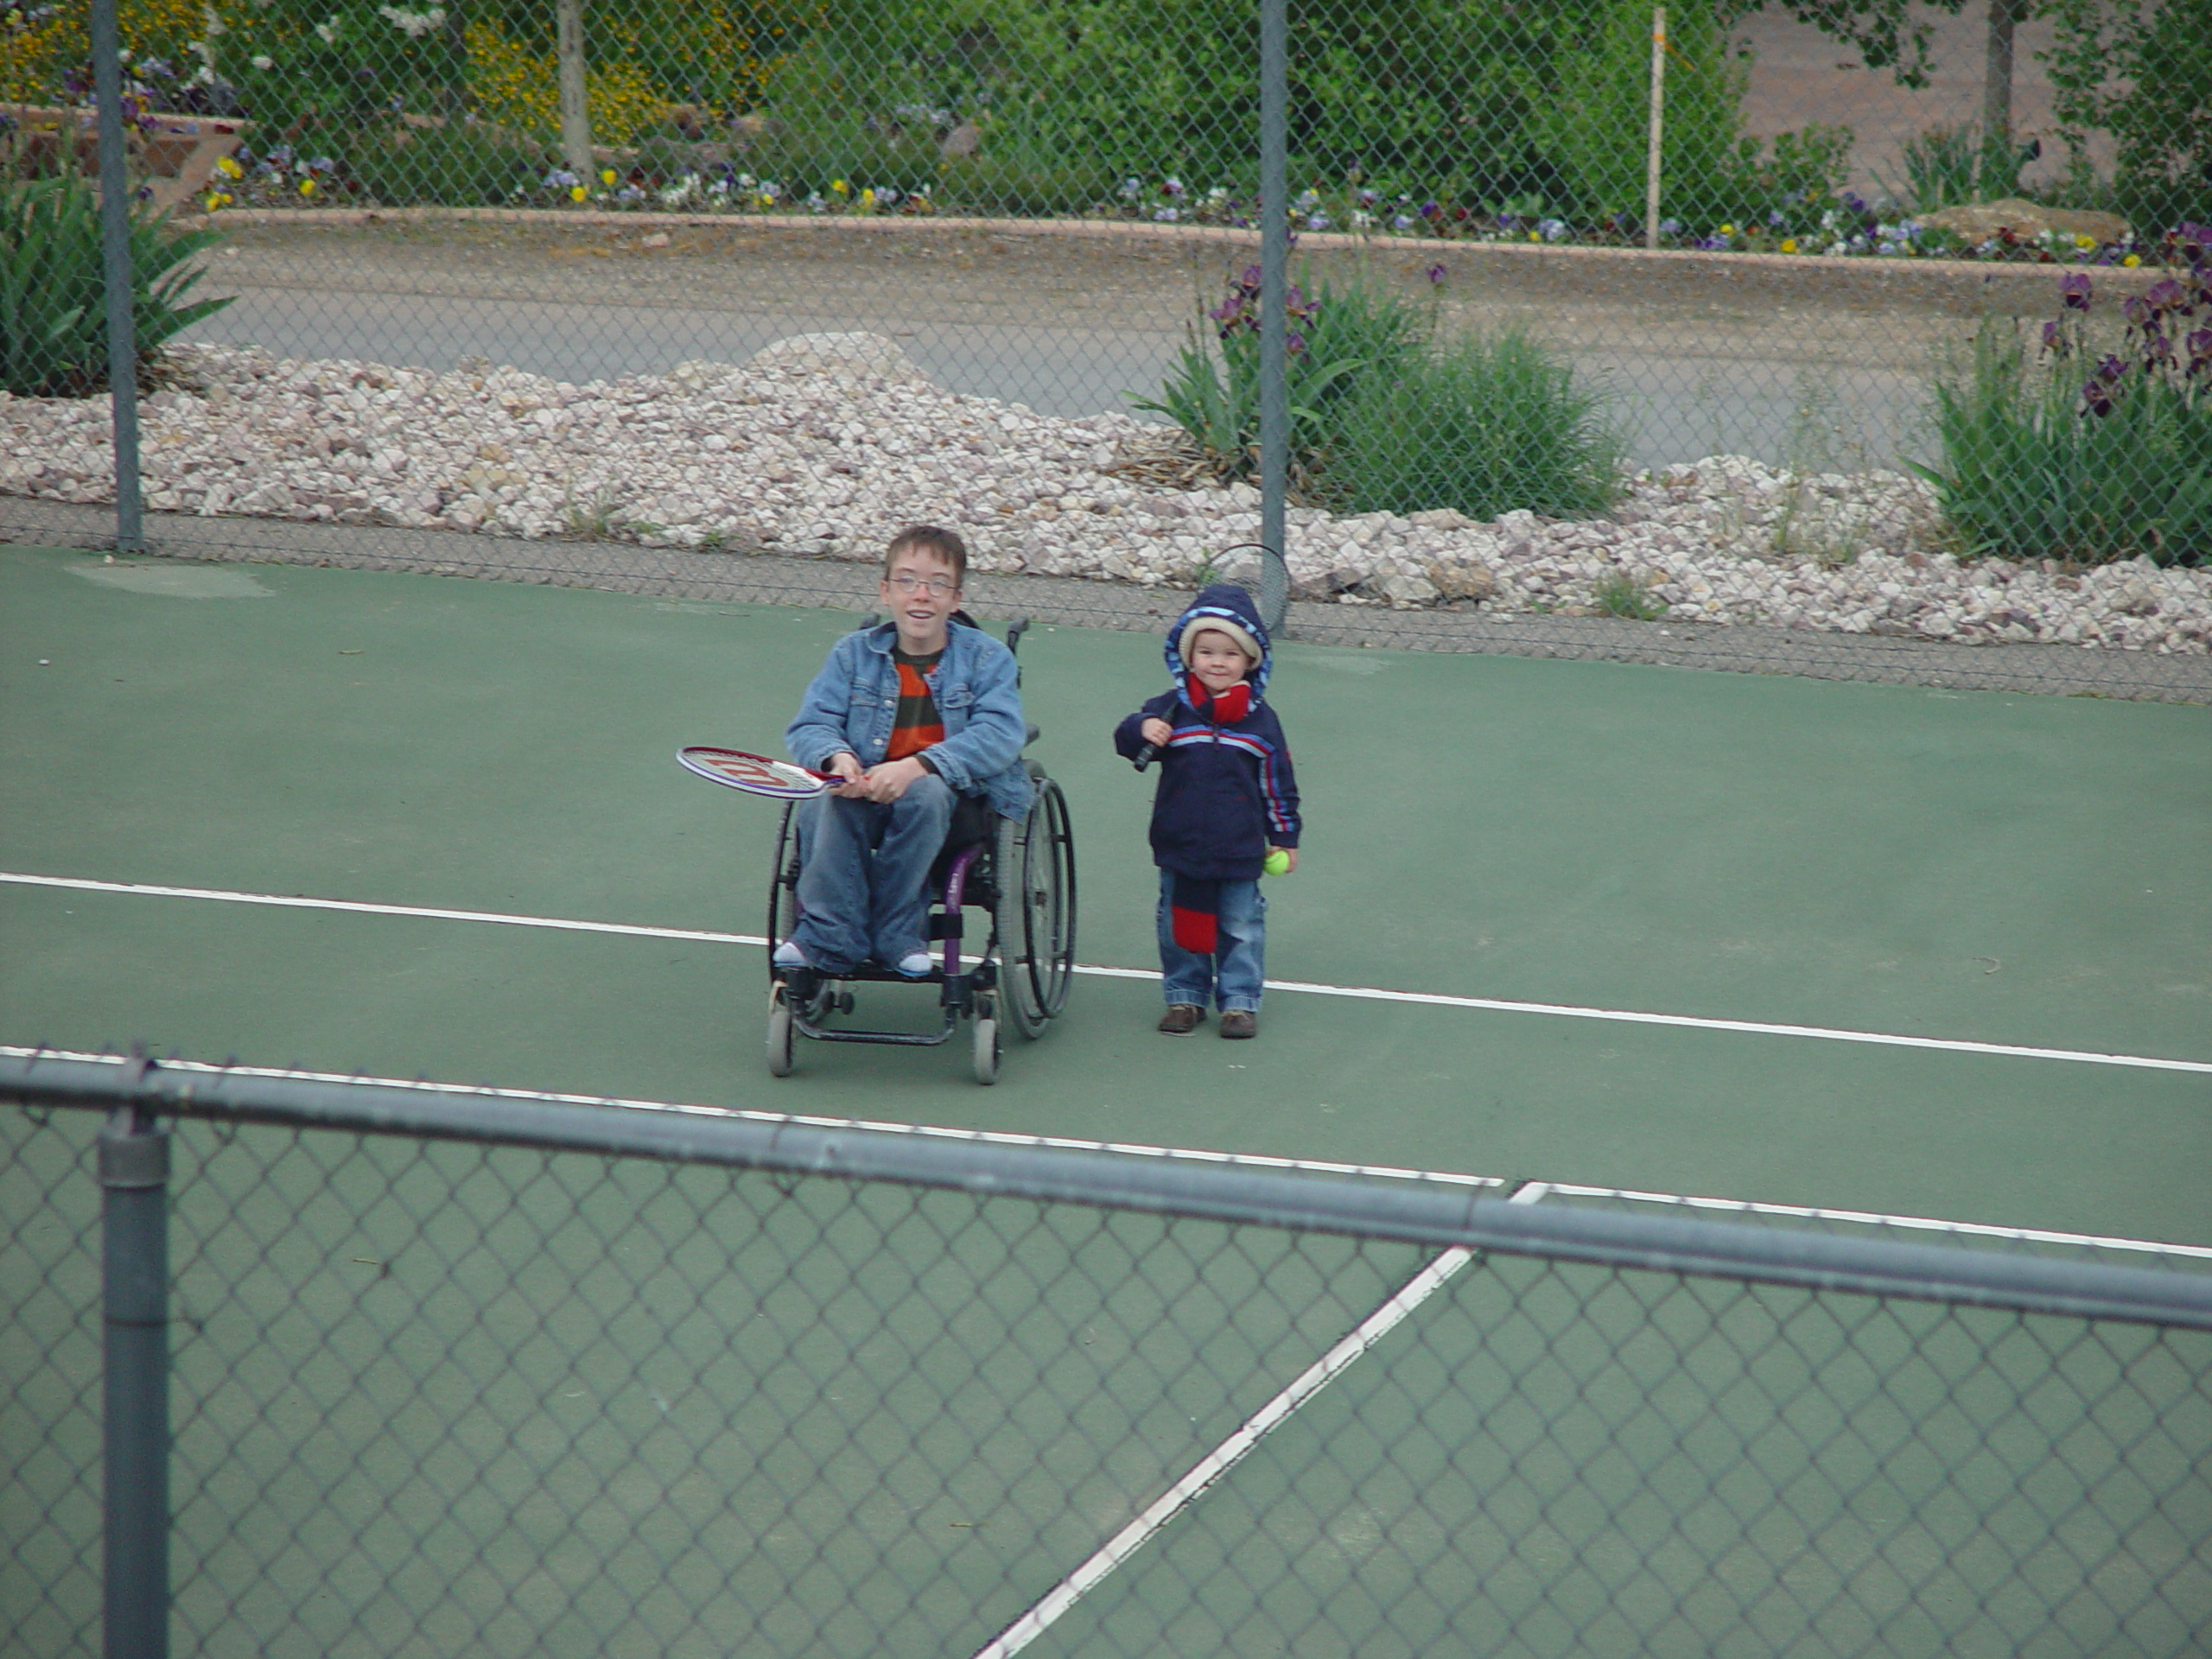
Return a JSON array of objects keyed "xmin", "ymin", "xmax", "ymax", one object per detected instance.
[
  {"xmin": 1135, "ymin": 267, "xmax": 1623, "ymax": 521},
  {"xmin": 1327, "ymin": 327, "xmax": 1625, "ymax": 521},
  {"xmin": 1, "ymin": 172, "xmax": 234, "ymax": 398},
  {"xmin": 1918, "ymin": 316, "xmax": 2212, "ymax": 567}
]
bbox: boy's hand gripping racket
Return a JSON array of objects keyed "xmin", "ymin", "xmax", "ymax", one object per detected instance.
[{"xmin": 677, "ymin": 747, "xmax": 839, "ymax": 799}]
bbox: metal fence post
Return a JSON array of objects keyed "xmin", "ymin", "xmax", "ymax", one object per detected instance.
[
  {"xmin": 88, "ymin": 0, "xmax": 144, "ymax": 553},
  {"xmin": 99, "ymin": 1100, "xmax": 170, "ymax": 1659},
  {"xmin": 1255, "ymin": 0, "xmax": 1290, "ymax": 635}
]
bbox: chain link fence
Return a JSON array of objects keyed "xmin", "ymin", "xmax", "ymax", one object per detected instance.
[
  {"xmin": 3, "ymin": 2, "xmax": 2211, "ymax": 684},
  {"xmin": 6, "ymin": 1048, "xmax": 2212, "ymax": 1657}
]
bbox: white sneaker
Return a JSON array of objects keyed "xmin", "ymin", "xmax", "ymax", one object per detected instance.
[
  {"xmin": 895, "ymin": 951, "xmax": 933, "ymax": 977},
  {"xmin": 772, "ymin": 940, "xmax": 809, "ymax": 969}
]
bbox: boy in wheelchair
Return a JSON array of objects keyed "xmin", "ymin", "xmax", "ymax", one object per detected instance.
[{"xmin": 773, "ymin": 525, "xmax": 1032, "ymax": 977}]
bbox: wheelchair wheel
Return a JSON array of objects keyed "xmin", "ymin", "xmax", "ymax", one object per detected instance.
[{"xmin": 996, "ymin": 772, "xmax": 1077, "ymax": 1039}]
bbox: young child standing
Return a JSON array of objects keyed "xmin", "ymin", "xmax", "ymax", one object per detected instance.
[{"xmin": 1113, "ymin": 583, "xmax": 1300, "ymax": 1039}]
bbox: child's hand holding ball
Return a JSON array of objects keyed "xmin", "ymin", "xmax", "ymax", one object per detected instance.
[{"xmin": 1263, "ymin": 847, "xmax": 1295, "ymax": 876}]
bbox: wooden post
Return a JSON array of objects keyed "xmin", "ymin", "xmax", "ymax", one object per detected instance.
[
  {"xmin": 556, "ymin": 0, "xmax": 593, "ymax": 184},
  {"xmin": 1646, "ymin": 6, "xmax": 1666, "ymax": 249}
]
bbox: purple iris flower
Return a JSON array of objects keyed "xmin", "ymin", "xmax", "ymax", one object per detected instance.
[{"xmin": 2060, "ymin": 272, "xmax": 2093, "ymax": 310}]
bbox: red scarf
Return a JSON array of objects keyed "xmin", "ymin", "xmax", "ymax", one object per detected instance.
[{"xmin": 1185, "ymin": 675, "xmax": 1252, "ymax": 726}]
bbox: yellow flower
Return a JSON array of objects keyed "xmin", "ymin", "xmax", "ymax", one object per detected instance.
[
  {"xmin": 2075, "ymin": 233, "xmax": 2095, "ymax": 250},
  {"xmin": 1780, "ymin": 238, "xmax": 1796, "ymax": 253},
  {"xmin": 299, "ymin": 178, "xmax": 315, "ymax": 196},
  {"xmin": 830, "ymin": 178, "xmax": 849, "ymax": 196},
  {"xmin": 859, "ymin": 188, "xmax": 875, "ymax": 210},
  {"xmin": 570, "ymin": 184, "xmax": 588, "ymax": 203},
  {"xmin": 215, "ymin": 155, "xmax": 242, "ymax": 179},
  {"xmin": 1719, "ymin": 223, "xmax": 1735, "ymax": 236},
  {"xmin": 601, "ymin": 168, "xmax": 617, "ymax": 187},
  {"xmin": 1526, "ymin": 229, "xmax": 1539, "ymax": 241},
  {"xmin": 2124, "ymin": 254, "xmax": 2140, "ymax": 267}
]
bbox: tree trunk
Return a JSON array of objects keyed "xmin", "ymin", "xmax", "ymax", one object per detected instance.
[
  {"xmin": 556, "ymin": 0, "xmax": 593, "ymax": 181},
  {"xmin": 1982, "ymin": 0, "xmax": 2018, "ymax": 145}
]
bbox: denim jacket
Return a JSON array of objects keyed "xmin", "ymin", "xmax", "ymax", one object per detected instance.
[{"xmin": 786, "ymin": 620, "xmax": 1034, "ymax": 820}]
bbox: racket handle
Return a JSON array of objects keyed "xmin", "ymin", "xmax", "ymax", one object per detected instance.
[{"xmin": 1132, "ymin": 742, "xmax": 1157, "ymax": 772}]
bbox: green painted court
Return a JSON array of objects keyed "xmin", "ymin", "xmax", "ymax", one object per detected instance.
[{"xmin": 3, "ymin": 545, "xmax": 2207, "ymax": 1246}]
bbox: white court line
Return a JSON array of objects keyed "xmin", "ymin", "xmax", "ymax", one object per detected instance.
[
  {"xmin": 969, "ymin": 1186, "xmax": 1550, "ymax": 1659},
  {"xmin": 9, "ymin": 869, "xmax": 2212, "ymax": 1077}
]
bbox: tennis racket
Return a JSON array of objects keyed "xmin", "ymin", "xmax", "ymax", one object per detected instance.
[{"xmin": 677, "ymin": 747, "xmax": 839, "ymax": 799}]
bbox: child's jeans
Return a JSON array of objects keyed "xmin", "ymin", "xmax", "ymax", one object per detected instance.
[
  {"xmin": 791, "ymin": 774, "xmax": 957, "ymax": 969},
  {"xmin": 1155, "ymin": 870, "xmax": 1266, "ymax": 1013}
]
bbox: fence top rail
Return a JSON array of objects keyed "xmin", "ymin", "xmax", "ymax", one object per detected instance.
[{"xmin": 8, "ymin": 1047, "xmax": 2212, "ymax": 1333}]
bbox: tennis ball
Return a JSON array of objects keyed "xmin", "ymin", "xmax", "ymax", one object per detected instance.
[{"xmin": 1262, "ymin": 849, "xmax": 1292, "ymax": 877}]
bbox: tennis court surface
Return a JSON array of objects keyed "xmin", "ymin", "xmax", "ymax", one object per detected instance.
[
  {"xmin": 7, "ymin": 542, "xmax": 2212, "ymax": 1658},
  {"xmin": 3, "ymin": 543, "xmax": 2208, "ymax": 1242}
]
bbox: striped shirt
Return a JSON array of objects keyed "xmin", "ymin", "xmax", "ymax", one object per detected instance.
[{"xmin": 884, "ymin": 648, "xmax": 944, "ymax": 761}]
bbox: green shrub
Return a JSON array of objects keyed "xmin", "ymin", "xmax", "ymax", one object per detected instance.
[
  {"xmin": 1136, "ymin": 266, "xmax": 1623, "ymax": 522},
  {"xmin": 292, "ymin": 117, "xmax": 549, "ymax": 207},
  {"xmin": 1130, "ymin": 266, "xmax": 1425, "ymax": 486},
  {"xmin": 760, "ymin": 0, "xmax": 1591, "ymax": 214},
  {"xmin": 1914, "ymin": 273, "xmax": 2212, "ymax": 567},
  {"xmin": 2046, "ymin": 0, "xmax": 2212, "ymax": 238},
  {"xmin": 1325, "ymin": 327, "xmax": 1624, "ymax": 520},
  {"xmin": 1540, "ymin": 0, "xmax": 1747, "ymax": 229},
  {"xmin": 1894, "ymin": 123, "xmax": 2030, "ymax": 213},
  {"xmin": 0, "ymin": 171, "xmax": 232, "ymax": 398}
]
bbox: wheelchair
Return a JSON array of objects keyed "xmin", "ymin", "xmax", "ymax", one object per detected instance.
[{"xmin": 765, "ymin": 617, "xmax": 1077, "ymax": 1084}]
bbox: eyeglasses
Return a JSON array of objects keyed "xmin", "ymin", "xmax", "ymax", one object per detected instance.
[{"xmin": 887, "ymin": 573, "xmax": 958, "ymax": 597}]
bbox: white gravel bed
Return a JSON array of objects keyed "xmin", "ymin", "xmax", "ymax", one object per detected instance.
[{"xmin": 4, "ymin": 334, "xmax": 2208, "ymax": 654}]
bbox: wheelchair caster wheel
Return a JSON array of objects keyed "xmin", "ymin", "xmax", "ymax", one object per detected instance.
[
  {"xmin": 835, "ymin": 992, "xmax": 856, "ymax": 1014},
  {"xmin": 766, "ymin": 986, "xmax": 796, "ymax": 1077},
  {"xmin": 971, "ymin": 1001, "xmax": 1000, "ymax": 1086}
]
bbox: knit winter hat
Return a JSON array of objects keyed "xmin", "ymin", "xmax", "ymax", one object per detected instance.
[{"xmin": 1177, "ymin": 616, "xmax": 1262, "ymax": 671}]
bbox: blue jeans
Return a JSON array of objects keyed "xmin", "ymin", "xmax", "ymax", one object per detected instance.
[
  {"xmin": 791, "ymin": 775, "xmax": 956, "ymax": 970},
  {"xmin": 1156, "ymin": 870, "xmax": 1266, "ymax": 1013}
]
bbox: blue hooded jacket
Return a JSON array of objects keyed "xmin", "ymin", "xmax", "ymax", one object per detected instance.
[{"xmin": 1113, "ymin": 583, "xmax": 1301, "ymax": 880}]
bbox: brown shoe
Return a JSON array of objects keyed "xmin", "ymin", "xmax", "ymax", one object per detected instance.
[
  {"xmin": 1218, "ymin": 1009, "xmax": 1256, "ymax": 1039},
  {"xmin": 1158, "ymin": 1004, "xmax": 1204, "ymax": 1034}
]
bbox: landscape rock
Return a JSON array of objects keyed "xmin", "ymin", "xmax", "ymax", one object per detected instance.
[
  {"xmin": 5, "ymin": 339, "xmax": 2208, "ymax": 655},
  {"xmin": 1919, "ymin": 198, "xmax": 2131, "ymax": 245}
]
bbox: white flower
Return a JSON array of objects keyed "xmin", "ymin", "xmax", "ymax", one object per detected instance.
[
  {"xmin": 202, "ymin": 5, "xmax": 225, "ymax": 35},
  {"xmin": 315, "ymin": 19, "xmax": 339, "ymax": 42},
  {"xmin": 193, "ymin": 63, "xmax": 214, "ymax": 84},
  {"xmin": 378, "ymin": 5, "xmax": 447, "ymax": 37},
  {"xmin": 251, "ymin": 54, "xmax": 274, "ymax": 69}
]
